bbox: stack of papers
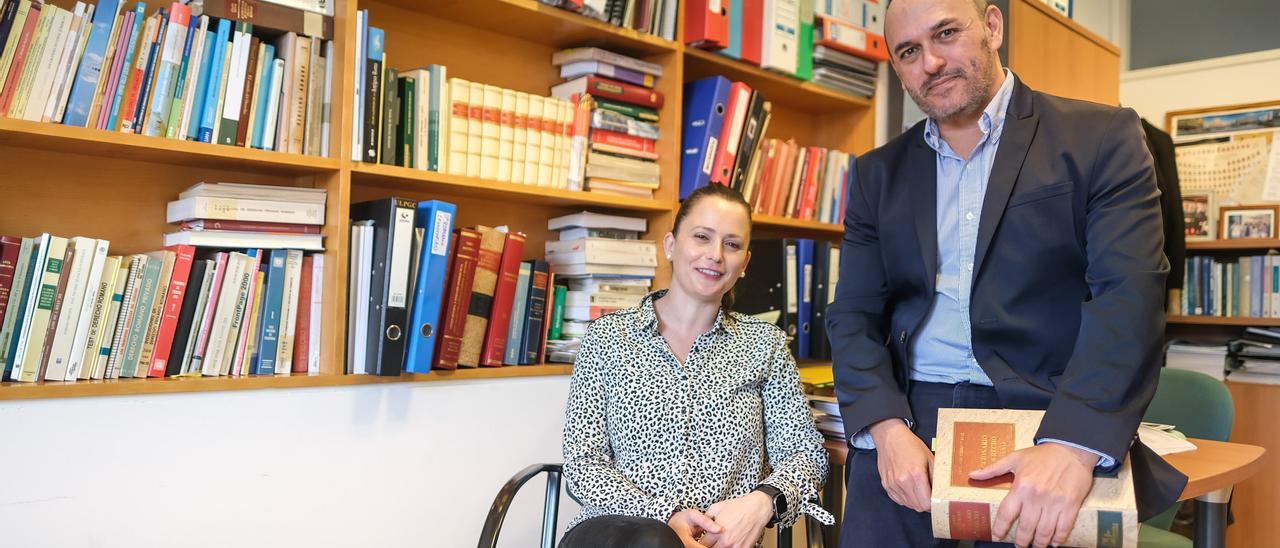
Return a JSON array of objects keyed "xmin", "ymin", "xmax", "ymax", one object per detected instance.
[{"xmin": 1137, "ymin": 422, "xmax": 1198, "ymax": 456}]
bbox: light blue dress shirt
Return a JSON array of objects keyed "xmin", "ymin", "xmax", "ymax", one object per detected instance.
[{"xmin": 849, "ymin": 71, "xmax": 1113, "ymax": 468}]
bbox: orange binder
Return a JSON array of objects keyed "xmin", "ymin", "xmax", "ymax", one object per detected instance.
[
  {"xmin": 815, "ymin": 15, "xmax": 889, "ymax": 62},
  {"xmin": 685, "ymin": 0, "xmax": 729, "ymax": 50}
]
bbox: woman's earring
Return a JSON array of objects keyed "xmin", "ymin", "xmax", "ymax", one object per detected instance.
[
  {"xmin": 740, "ymin": 272, "xmax": 746, "ymax": 278},
  {"xmin": 666, "ymin": 253, "xmax": 672, "ymax": 260}
]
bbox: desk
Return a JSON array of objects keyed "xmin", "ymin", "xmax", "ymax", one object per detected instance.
[{"xmin": 822, "ymin": 438, "xmax": 1264, "ymax": 548}]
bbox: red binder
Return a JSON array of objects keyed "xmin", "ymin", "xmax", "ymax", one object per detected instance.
[
  {"xmin": 685, "ymin": 0, "xmax": 729, "ymax": 50},
  {"xmin": 710, "ymin": 82, "xmax": 753, "ymax": 186},
  {"xmin": 740, "ymin": 0, "xmax": 764, "ymax": 65},
  {"xmin": 816, "ymin": 16, "xmax": 889, "ymax": 62}
]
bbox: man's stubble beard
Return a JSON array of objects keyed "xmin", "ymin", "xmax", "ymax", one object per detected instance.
[{"xmin": 905, "ymin": 37, "xmax": 997, "ymax": 123}]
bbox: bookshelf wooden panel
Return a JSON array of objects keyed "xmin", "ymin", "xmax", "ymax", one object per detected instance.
[
  {"xmin": 1186, "ymin": 239, "xmax": 1280, "ymax": 251},
  {"xmin": 752, "ymin": 214, "xmax": 843, "ymax": 238},
  {"xmin": 1166, "ymin": 316, "xmax": 1280, "ymax": 327}
]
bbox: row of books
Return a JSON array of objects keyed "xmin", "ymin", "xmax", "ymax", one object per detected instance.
[
  {"xmin": 742, "ymin": 138, "xmax": 852, "ymax": 224},
  {"xmin": 1175, "ymin": 255, "xmax": 1280, "ymax": 319},
  {"xmin": 551, "ymin": 48, "xmax": 664, "ymax": 199},
  {"xmin": 540, "ymin": 0, "xmax": 679, "ymax": 42},
  {"xmin": 736, "ymin": 238, "xmax": 839, "ymax": 360},
  {"xmin": 687, "ymin": 0, "xmax": 886, "ymax": 87},
  {"xmin": 0, "ymin": 235, "xmax": 323, "ymax": 384},
  {"xmin": 0, "ymin": 0, "xmax": 334, "ymax": 156},
  {"xmin": 163, "ymin": 181, "xmax": 327, "ymax": 250}
]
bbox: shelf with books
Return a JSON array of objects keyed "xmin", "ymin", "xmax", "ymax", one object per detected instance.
[
  {"xmin": 1186, "ymin": 239, "xmax": 1280, "ymax": 251},
  {"xmin": 349, "ymin": 162, "xmax": 672, "ymax": 212},
  {"xmin": 369, "ymin": 0, "xmax": 678, "ymax": 57},
  {"xmin": 1166, "ymin": 316, "xmax": 1280, "ymax": 327},
  {"xmin": 0, "ymin": 364, "xmax": 574, "ymax": 400},
  {"xmin": 751, "ymin": 213, "xmax": 843, "ymax": 237},
  {"xmin": 683, "ymin": 48, "xmax": 873, "ymax": 114},
  {"xmin": 0, "ymin": 117, "xmax": 340, "ymax": 176}
]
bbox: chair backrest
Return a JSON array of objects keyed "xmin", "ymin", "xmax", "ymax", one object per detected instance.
[{"xmin": 1144, "ymin": 368, "xmax": 1234, "ymax": 441}]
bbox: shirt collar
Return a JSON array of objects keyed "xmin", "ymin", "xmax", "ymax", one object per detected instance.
[
  {"xmin": 923, "ymin": 69, "xmax": 1016, "ymax": 154},
  {"xmin": 638, "ymin": 289, "xmax": 738, "ymax": 339}
]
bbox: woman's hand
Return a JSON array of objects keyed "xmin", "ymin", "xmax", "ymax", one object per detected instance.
[
  {"xmin": 701, "ymin": 491, "xmax": 774, "ymax": 547},
  {"xmin": 668, "ymin": 508, "xmax": 723, "ymax": 548}
]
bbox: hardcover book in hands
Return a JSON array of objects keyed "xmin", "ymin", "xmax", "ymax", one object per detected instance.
[{"xmin": 931, "ymin": 408, "xmax": 1138, "ymax": 548}]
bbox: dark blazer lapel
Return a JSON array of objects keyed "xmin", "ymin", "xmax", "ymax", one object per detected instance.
[
  {"xmin": 905, "ymin": 130, "xmax": 939, "ymax": 292},
  {"xmin": 974, "ymin": 79, "xmax": 1039, "ymax": 274}
]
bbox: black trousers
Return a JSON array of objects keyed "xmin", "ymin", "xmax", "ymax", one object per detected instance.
[
  {"xmin": 560, "ymin": 515, "xmax": 683, "ymax": 548},
  {"xmin": 839, "ymin": 381, "xmax": 1014, "ymax": 548}
]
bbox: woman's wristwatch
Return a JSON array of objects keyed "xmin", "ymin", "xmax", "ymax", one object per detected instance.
[{"xmin": 751, "ymin": 484, "xmax": 787, "ymax": 527}]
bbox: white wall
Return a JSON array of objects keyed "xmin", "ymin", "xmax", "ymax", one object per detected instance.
[
  {"xmin": 0, "ymin": 376, "xmax": 581, "ymax": 547},
  {"xmin": 1119, "ymin": 49, "xmax": 1280, "ymax": 126}
]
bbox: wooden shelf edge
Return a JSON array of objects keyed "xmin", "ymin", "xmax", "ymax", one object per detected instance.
[
  {"xmin": 350, "ymin": 162, "xmax": 672, "ymax": 211},
  {"xmin": 1186, "ymin": 239, "xmax": 1280, "ymax": 251},
  {"xmin": 683, "ymin": 48, "xmax": 873, "ymax": 111},
  {"xmin": 0, "ymin": 117, "xmax": 339, "ymax": 174},
  {"xmin": 498, "ymin": 0, "xmax": 679, "ymax": 53},
  {"xmin": 752, "ymin": 213, "xmax": 843, "ymax": 234},
  {"xmin": 1166, "ymin": 315, "xmax": 1280, "ymax": 327},
  {"xmin": 0, "ymin": 365, "xmax": 574, "ymax": 401}
]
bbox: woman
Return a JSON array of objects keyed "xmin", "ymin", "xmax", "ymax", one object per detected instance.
[{"xmin": 560, "ymin": 184, "xmax": 832, "ymax": 548}]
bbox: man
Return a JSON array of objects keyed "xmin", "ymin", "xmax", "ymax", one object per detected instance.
[{"xmin": 825, "ymin": 1, "xmax": 1187, "ymax": 547}]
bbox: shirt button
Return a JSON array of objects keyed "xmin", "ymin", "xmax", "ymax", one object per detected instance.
[
  {"xmin": 965, "ymin": 212, "xmax": 975, "ymax": 221},
  {"xmin": 899, "ymin": 331, "xmax": 907, "ymax": 344},
  {"xmin": 967, "ymin": 263, "xmax": 974, "ymax": 271}
]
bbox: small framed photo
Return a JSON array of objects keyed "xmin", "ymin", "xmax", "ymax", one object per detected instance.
[
  {"xmin": 1182, "ymin": 192, "xmax": 1215, "ymax": 241},
  {"xmin": 1220, "ymin": 205, "xmax": 1280, "ymax": 240}
]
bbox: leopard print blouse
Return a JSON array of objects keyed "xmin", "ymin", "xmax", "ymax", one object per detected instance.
[{"xmin": 562, "ymin": 290, "xmax": 834, "ymax": 532}]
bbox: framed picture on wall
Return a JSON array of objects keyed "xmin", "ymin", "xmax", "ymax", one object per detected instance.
[
  {"xmin": 1167, "ymin": 101, "xmax": 1280, "ymax": 143},
  {"xmin": 1182, "ymin": 192, "xmax": 1216, "ymax": 241},
  {"xmin": 1220, "ymin": 205, "xmax": 1280, "ymax": 240}
]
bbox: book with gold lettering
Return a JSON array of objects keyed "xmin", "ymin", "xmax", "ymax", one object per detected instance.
[{"xmin": 931, "ymin": 408, "xmax": 1138, "ymax": 548}]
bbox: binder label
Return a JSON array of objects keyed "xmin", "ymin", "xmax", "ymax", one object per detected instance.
[
  {"xmin": 388, "ymin": 206, "xmax": 414, "ymax": 308},
  {"xmin": 431, "ymin": 211, "xmax": 452, "ymax": 256}
]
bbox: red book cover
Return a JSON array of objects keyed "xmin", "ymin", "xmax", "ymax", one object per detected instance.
[
  {"xmin": 536, "ymin": 265, "xmax": 555, "ymax": 365},
  {"xmin": 458, "ymin": 227, "xmax": 507, "ymax": 367},
  {"xmin": 584, "ymin": 75, "xmax": 664, "ymax": 109},
  {"xmin": 480, "ymin": 232, "xmax": 527, "ymax": 367},
  {"xmin": 589, "ymin": 129, "xmax": 656, "ymax": 154},
  {"xmin": 740, "ymin": 0, "xmax": 764, "ymax": 65},
  {"xmin": 182, "ymin": 219, "xmax": 323, "ymax": 234},
  {"xmin": 685, "ymin": 0, "xmax": 729, "ymax": 50},
  {"xmin": 0, "ymin": 4, "xmax": 42, "ymax": 116},
  {"xmin": 148, "ymin": 245, "xmax": 196, "ymax": 377},
  {"xmin": 710, "ymin": 82, "xmax": 752, "ymax": 185},
  {"xmin": 749, "ymin": 140, "xmax": 778, "ymax": 211},
  {"xmin": 0, "ymin": 236, "xmax": 20, "ymax": 327},
  {"xmin": 291, "ymin": 255, "xmax": 313, "ymax": 374},
  {"xmin": 432, "ymin": 232, "xmax": 459, "ymax": 368},
  {"xmin": 800, "ymin": 147, "xmax": 826, "ymax": 220},
  {"xmin": 435, "ymin": 228, "xmax": 481, "ymax": 370}
]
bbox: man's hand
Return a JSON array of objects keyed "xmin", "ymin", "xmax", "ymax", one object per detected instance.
[
  {"xmin": 701, "ymin": 491, "xmax": 774, "ymax": 547},
  {"xmin": 970, "ymin": 443, "xmax": 1099, "ymax": 548},
  {"xmin": 869, "ymin": 418, "xmax": 934, "ymax": 512},
  {"xmin": 668, "ymin": 508, "xmax": 723, "ymax": 548}
]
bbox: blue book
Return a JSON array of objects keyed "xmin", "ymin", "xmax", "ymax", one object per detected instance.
[
  {"xmin": 680, "ymin": 76, "xmax": 731, "ymax": 199},
  {"xmin": 503, "ymin": 261, "xmax": 533, "ymax": 365},
  {"xmin": 796, "ymin": 239, "xmax": 814, "ymax": 359},
  {"xmin": 250, "ymin": 43, "xmax": 276, "ymax": 149},
  {"xmin": 106, "ymin": 3, "xmax": 148, "ymax": 133},
  {"xmin": 186, "ymin": 29, "xmax": 217, "ymax": 140},
  {"xmin": 197, "ymin": 18, "xmax": 232, "ymax": 143},
  {"xmin": 256, "ymin": 249, "xmax": 287, "ymax": 375},
  {"xmin": 721, "ymin": 0, "xmax": 743, "ymax": 60},
  {"xmin": 61, "ymin": 0, "xmax": 123, "ymax": 127},
  {"xmin": 2, "ymin": 238, "xmax": 41, "ymax": 380},
  {"xmin": 403, "ymin": 200, "xmax": 456, "ymax": 373}
]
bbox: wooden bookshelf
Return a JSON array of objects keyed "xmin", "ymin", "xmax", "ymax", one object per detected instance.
[
  {"xmin": 0, "ymin": 0, "xmax": 878, "ymax": 399},
  {"xmin": 1166, "ymin": 316, "xmax": 1280, "ymax": 327},
  {"xmin": 0, "ymin": 365, "xmax": 574, "ymax": 400},
  {"xmin": 1186, "ymin": 239, "xmax": 1280, "ymax": 251}
]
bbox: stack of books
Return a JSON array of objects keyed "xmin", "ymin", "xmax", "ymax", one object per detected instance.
[
  {"xmin": 346, "ymin": 199, "xmax": 559, "ymax": 375},
  {"xmin": 812, "ymin": 45, "xmax": 878, "ymax": 98},
  {"xmin": 0, "ymin": 0, "xmax": 334, "ymax": 156},
  {"xmin": 551, "ymin": 47, "xmax": 665, "ymax": 199},
  {"xmin": 164, "ymin": 182, "xmax": 326, "ymax": 250},
  {"xmin": 544, "ymin": 211, "xmax": 655, "ymax": 341},
  {"xmin": 807, "ymin": 394, "xmax": 845, "ymax": 442},
  {"xmin": 538, "ymin": 0, "xmax": 678, "ymax": 42},
  {"xmin": 0, "ymin": 231, "xmax": 324, "ymax": 382},
  {"xmin": 742, "ymin": 138, "xmax": 853, "ymax": 224}
]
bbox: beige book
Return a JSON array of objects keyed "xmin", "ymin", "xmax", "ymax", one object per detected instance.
[
  {"xmin": 289, "ymin": 35, "xmax": 311, "ymax": 154},
  {"xmin": 135, "ymin": 250, "xmax": 175, "ymax": 378},
  {"xmin": 42, "ymin": 236, "xmax": 94, "ymax": 381},
  {"xmin": 275, "ymin": 249, "xmax": 303, "ymax": 374},
  {"xmin": 497, "ymin": 87, "xmax": 516, "ymax": 182},
  {"xmin": 465, "ymin": 80, "xmax": 483, "ymax": 177},
  {"xmin": 537, "ymin": 95, "xmax": 557, "ymax": 187},
  {"xmin": 23, "ymin": 4, "xmax": 73, "ymax": 121},
  {"xmin": 211, "ymin": 47, "xmax": 231, "ymax": 142},
  {"xmin": 9, "ymin": 3, "xmax": 56, "ymax": 119},
  {"xmin": 557, "ymin": 98, "xmax": 573, "ymax": 190},
  {"xmin": 104, "ymin": 255, "xmax": 146, "ymax": 379},
  {"xmin": 0, "ymin": 0, "xmax": 34, "ymax": 94},
  {"xmin": 447, "ymin": 77, "xmax": 469, "ymax": 176},
  {"xmin": 523, "ymin": 94, "xmax": 543, "ymax": 185},
  {"xmin": 86, "ymin": 12, "xmax": 124, "ymax": 129},
  {"xmin": 79, "ymin": 255, "xmax": 121, "ymax": 380},
  {"xmin": 511, "ymin": 91, "xmax": 529, "ymax": 185},
  {"xmin": 46, "ymin": 2, "xmax": 92, "ymax": 123},
  {"xmin": 479, "ymin": 83, "xmax": 501, "ymax": 180},
  {"xmin": 12, "ymin": 235, "xmax": 69, "ymax": 383},
  {"xmin": 931, "ymin": 408, "xmax": 1137, "ymax": 548},
  {"xmin": 202, "ymin": 252, "xmax": 247, "ymax": 376}
]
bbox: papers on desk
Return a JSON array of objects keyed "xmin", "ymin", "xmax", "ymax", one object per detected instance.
[
  {"xmin": 1138, "ymin": 422, "xmax": 1198, "ymax": 456},
  {"xmin": 807, "ymin": 394, "xmax": 846, "ymax": 442}
]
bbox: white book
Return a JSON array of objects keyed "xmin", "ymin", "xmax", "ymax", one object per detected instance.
[
  {"xmin": 217, "ymin": 22, "xmax": 251, "ymax": 144},
  {"xmin": 275, "ymin": 249, "xmax": 303, "ymax": 374},
  {"xmin": 403, "ymin": 67, "xmax": 432, "ymax": 170},
  {"xmin": 550, "ymin": 47, "xmax": 663, "ymax": 77},
  {"xmin": 62, "ymin": 238, "xmax": 110, "ymax": 381},
  {"xmin": 545, "ymin": 238, "xmax": 658, "ymax": 266},
  {"xmin": 262, "ymin": 57, "xmax": 285, "ymax": 150},
  {"xmin": 346, "ymin": 223, "xmax": 363, "ymax": 374},
  {"xmin": 91, "ymin": 261, "xmax": 130, "ymax": 380},
  {"xmin": 320, "ymin": 39, "xmax": 333, "ymax": 157},
  {"xmin": 354, "ymin": 223, "xmax": 374, "ymax": 374},
  {"xmin": 79, "ymin": 254, "xmax": 121, "ymax": 380},
  {"xmin": 175, "ymin": 15, "xmax": 209, "ymax": 140},
  {"xmin": 259, "ymin": 0, "xmax": 333, "ymax": 17},
  {"xmin": 524, "ymin": 94, "xmax": 543, "ymax": 184},
  {"xmin": 761, "ymin": 0, "xmax": 800, "ymax": 74},
  {"xmin": 538, "ymin": 96, "xmax": 557, "ymax": 187},
  {"xmin": 547, "ymin": 211, "xmax": 648, "ymax": 232},
  {"xmin": 104, "ymin": 255, "xmax": 147, "ymax": 379},
  {"xmin": 202, "ymin": 253, "xmax": 248, "ymax": 376},
  {"xmin": 180, "ymin": 182, "xmax": 327, "ymax": 204},
  {"xmin": 350, "ymin": 9, "xmax": 364, "ymax": 162},
  {"xmin": 497, "ymin": 87, "xmax": 516, "ymax": 181},
  {"xmin": 42, "ymin": 236, "xmax": 95, "ymax": 381},
  {"xmin": 553, "ymin": 263, "xmax": 657, "ymax": 278},
  {"xmin": 511, "ymin": 91, "xmax": 528, "ymax": 185},
  {"xmin": 23, "ymin": 5, "xmax": 73, "ymax": 121},
  {"xmin": 163, "ymin": 230, "xmax": 323, "ymax": 251},
  {"xmin": 12, "ymin": 234, "xmax": 67, "ymax": 382},
  {"xmin": 308, "ymin": 254, "xmax": 323, "ymax": 373},
  {"xmin": 142, "ymin": 6, "xmax": 188, "ymax": 136},
  {"xmin": 179, "ymin": 260, "xmax": 215, "ymax": 375},
  {"xmin": 44, "ymin": 2, "xmax": 90, "ymax": 123},
  {"xmin": 167, "ymin": 195, "xmax": 325, "ymax": 224}
]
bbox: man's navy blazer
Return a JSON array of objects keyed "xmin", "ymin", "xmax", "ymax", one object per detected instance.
[{"xmin": 825, "ymin": 77, "xmax": 1187, "ymax": 519}]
